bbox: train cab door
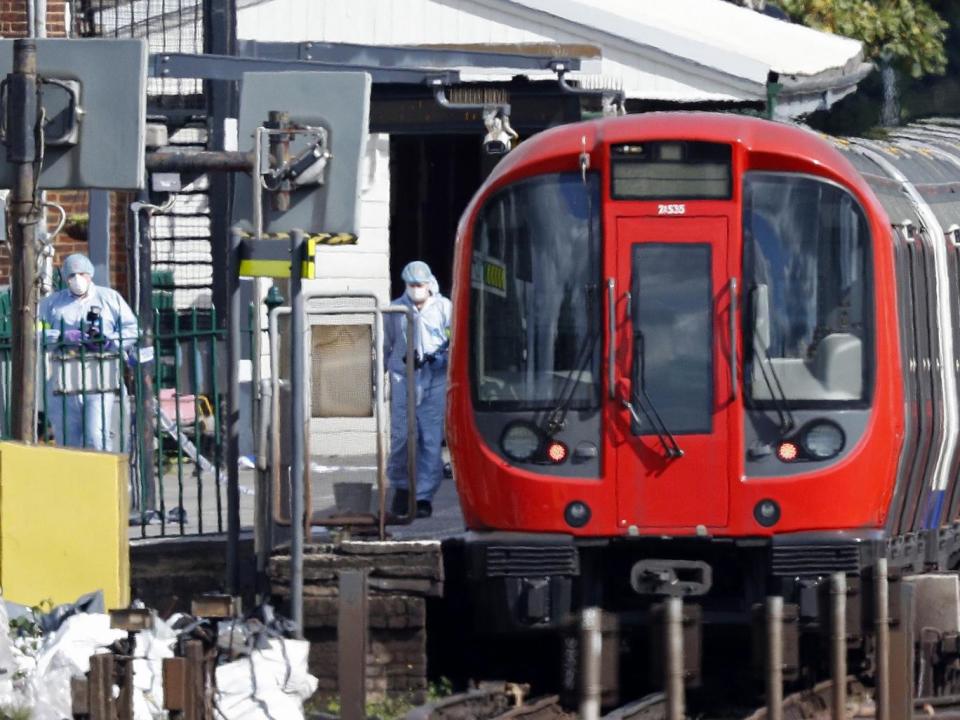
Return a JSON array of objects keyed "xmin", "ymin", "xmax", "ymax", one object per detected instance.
[{"xmin": 613, "ymin": 215, "xmax": 733, "ymax": 529}]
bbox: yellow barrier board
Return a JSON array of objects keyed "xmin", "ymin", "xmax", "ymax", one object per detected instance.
[{"xmin": 0, "ymin": 442, "xmax": 129, "ymax": 609}]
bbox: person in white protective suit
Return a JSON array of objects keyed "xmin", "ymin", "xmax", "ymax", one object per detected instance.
[
  {"xmin": 385, "ymin": 260, "xmax": 452, "ymax": 519},
  {"xmin": 39, "ymin": 253, "xmax": 139, "ymax": 451}
]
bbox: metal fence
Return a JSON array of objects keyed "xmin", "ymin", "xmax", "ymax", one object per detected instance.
[
  {"xmin": 71, "ymin": 0, "xmax": 206, "ymax": 106},
  {"xmin": 0, "ymin": 294, "xmax": 232, "ymax": 538}
]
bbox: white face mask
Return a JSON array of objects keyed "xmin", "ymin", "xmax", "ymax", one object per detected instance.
[
  {"xmin": 406, "ymin": 285, "xmax": 429, "ymax": 303},
  {"xmin": 67, "ymin": 274, "xmax": 91, "ymax": 297}
]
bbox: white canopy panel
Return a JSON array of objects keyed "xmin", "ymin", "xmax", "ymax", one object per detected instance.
[{"xmin": 237, "ymin": 0, "xmax": 872, "ymax": 116}]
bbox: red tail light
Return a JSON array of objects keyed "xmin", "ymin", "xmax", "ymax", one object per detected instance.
[
  {"xmin": 776, "ymin": 441, "xmax": 799, "ymax": 462},
  {"xmin": 546, "ymin": 441, "xmax": 568, "ymax": 463}
]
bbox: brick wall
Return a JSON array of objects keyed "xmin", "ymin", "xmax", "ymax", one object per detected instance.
[
  {"xmin": 0, "ymin": 1, "xmax": 130, "ymax": 296},
  {"xmin": 270, "ymin": 541, "xmax": 444, "ymax": 704}
]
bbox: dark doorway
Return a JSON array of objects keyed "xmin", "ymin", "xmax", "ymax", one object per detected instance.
[{"xmin": 389, "ymin": 135, "xmax": 484, "ymax": 300}]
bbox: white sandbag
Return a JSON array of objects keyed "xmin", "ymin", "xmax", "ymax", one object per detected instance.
[
  {"xmin": 131, "ymin": 615, "xmax": 178, "ymax": 720},
  {"xmin": 213, "ymin": 638, "xmax": 318, "ymax": 720},
  {"xmin": 0, "ymin": 599, "xmax": 184, "ymax": 720},
  {"xmin": 24, "ymin": 613, "xmax": 126, "ymax": 720},
  {"xmin": 0, "ymin": 595, "xmax": 20, "ymax": 710}
]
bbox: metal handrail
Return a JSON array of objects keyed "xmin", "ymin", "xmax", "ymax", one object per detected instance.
[{"xmin": 265, "ymin": 294, "xmax": 416, "ymax": 539}]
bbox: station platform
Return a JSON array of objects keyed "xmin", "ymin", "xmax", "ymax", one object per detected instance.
[{"xmin": 130, "ymin": 449, "xmax": 466, "ymax": 542}]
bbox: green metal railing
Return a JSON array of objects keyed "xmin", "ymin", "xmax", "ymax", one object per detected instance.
[{"xmin": 0, "ymin": 294, "xmax": 230, "ymax": 538}]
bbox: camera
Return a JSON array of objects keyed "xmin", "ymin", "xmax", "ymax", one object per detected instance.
[
  {"xmin": 482, "ymin": 109, "xmax": 518, "ymax": 156},
  {"xmin": 85, "ymin": 306, "xmax": 103, "ymax": 341}
]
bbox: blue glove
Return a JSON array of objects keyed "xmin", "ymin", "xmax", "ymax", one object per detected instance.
[
  {"xmin": 84, "ymin": 337, "xmax": 114, "ymax": 353},
  {"xmin": 62, "ymin": 329, "xmax": 83, "ymax": 345}
]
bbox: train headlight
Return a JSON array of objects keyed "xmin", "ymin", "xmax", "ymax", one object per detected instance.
[
  {"xmin": 801, "ymin": 421, "xmax": 845, "ymax": 460},
  {"xmin": 565, "ymin": 501, "xmax": 591, "ymax": 528},
  {"xmin": 500, "ymin": 422, "xmax": 543, "ymax": 462},
  {"xmin": 754, "ymin": 499, "xmax": 781, "ymax": 527}
]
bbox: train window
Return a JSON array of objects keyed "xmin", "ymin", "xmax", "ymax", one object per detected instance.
[
  {"xmin": 631, "ymin": 243, "xmax": 713, "ymax": 434},
  {"xmin": 611, "ymin": 141, "xmax": 731, "ymax": 200},
  {"xmin": 743, "ymin": 173, "xmax": 871, "ymax": 405},
  {"xmin": 470, "ymin": 173, "xmax": 601, "ymax": 409}
]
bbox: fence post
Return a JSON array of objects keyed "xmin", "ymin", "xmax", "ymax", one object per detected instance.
[
  {"xmin": 665, "ymin": 597, "xmax": 685, "ymax": 720},
  {"xmin": 874, "ymin": 559, "xmax": 890, "ymax": 720},
  {"xmin": 580, "ymin": 607, "xmax": 602, "ymax": 720},
  {"xmin": 766, "ymin": 596, "xmax": 783, "ymax": 720},
  {"xmin": 135, "ymin": 194, "xmax": 157, "ymax": 516},
  {"xmin": 831, "ymin": 573, "xmax": 847, "ymax": 720},
  {"xmin": 339, "ymin": 570, "xmax": 368, "ymax": 720},
  {"xmin": 88, "ymin": 654, "xmax": 114, "ymax": 720},
  {"xmin": 8, "ymin": 38, "xmax": 40, "ymax": 443},
  {"xmin": 289, "ymin": 229, "xmax": 306, "ymax": 638},
  {"xmin": 226, "ymin": 227, "xmax": 242, "ymax": 593}
]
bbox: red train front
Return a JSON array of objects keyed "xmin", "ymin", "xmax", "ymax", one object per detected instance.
[{"xmin": 443, "ymin": 112, "xmax": 921, "ymax": 687}]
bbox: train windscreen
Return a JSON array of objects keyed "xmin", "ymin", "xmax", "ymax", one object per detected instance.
[
  {"xmin": 743, "ymin": 172, "xmax": 872, "ymax": 405},
  {"xmin": 470, "ymin": 172, "xmax": 601, "ymax": 410}
]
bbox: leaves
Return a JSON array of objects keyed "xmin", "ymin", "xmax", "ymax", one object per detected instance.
[{"xmin": 778, "ymin": 0, "xmax": 948, "ymax": 77}]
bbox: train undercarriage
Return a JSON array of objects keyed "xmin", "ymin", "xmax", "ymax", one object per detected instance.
[{"xmin": 436, "ymin": 527, "xmax": 960, "ymax": 711}]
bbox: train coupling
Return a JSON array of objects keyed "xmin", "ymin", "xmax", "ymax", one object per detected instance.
[{"xmin": 629, "ymin": 559, "xmax": 712, "ymax": 596}]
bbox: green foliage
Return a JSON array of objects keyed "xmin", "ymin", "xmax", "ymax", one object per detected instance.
[
  {"xmin": 314, "ymin": 695, "xmax": 415, "ymax": 720},
  {"xmin": 310, "ymin": 679, "xmax": 453, "ymax": 720},
  {"xmin": 0, "ymin": 706, "xmax": 31, "ymax": 720},
  {"xmin": 778, "ymin": 0, "xmax": 949, "ymax": 77},
  {"xmin": 427, "ymin": 676, "xmax": 453, "ymax": 701}
]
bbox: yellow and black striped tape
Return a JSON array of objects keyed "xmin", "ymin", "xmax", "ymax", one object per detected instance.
[
  {"xmin": 237, "ymin": 232, "xmax": 358, "ymax": 278},
  {"xmin": 314, "ymin": 232, "xmax": 358, "ymax": 245}
]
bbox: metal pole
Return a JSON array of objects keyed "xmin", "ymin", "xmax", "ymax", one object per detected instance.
[
  {"xmin": 255, "ymin": 375, "xmax": 272, "ymax": 599},
  {"xmin": 875, "ymin": 559, "xmax": 890, "ymax": 720},
  {"xmin": 134, "ymin": 196, "xmax": 156, "ymax": 513},
  {"xmin": 8, "ymin": 38, "xmax": 40, "ymax": 443},
  {"xmin": 766, "ymin": 596, "xmax": 783, "ymax": 720},
  {"xmin": 580, "ymin": 607, "xmax": 602, "ymax": 720},
  {"xmin": 267, "ymin": 111, "xmax": 291, "ymax": 211},
  {"xmin": 666, "ymin": 597, "xmax": 685, "ymax": 720},
  {"xmin": 32, "ymin": 0, "xmax": 47, "ymax": 38},
  {"xmin": 202, "ymin": 0, "xmax": 238, "ymax": 321},
  {"xmin": 338, "ymin": 570, "xmax": 368, "ymax": 720},
  {"xmin": 226, "ymin": 227, "xmax": 242, "ymax": 593},
  {"xmin": 289, "ymin": 229, "xmax": 306, "ymax": 638},
  {"xmin": 88, "ymin": 191, "xmax": 111, "ymax": 283},
  {"xmin": 373, "ymin": 307, "xmax": 387, "ymax": 539},
  {"xmin": 831, "ymin": 573, "xmax": 847, "ymax": 720}
]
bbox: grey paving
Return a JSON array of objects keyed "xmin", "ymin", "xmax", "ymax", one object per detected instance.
[{"xmin": 129, "ymin": 449, "xmax": 466, "ymax": 542}]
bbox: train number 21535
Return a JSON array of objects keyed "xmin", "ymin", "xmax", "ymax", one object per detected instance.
[{"xmin": 658, "ymin": 204, "xmax": 686, "ymax": 215}]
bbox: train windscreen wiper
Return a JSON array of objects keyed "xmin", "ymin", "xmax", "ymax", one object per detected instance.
[
  {"xmin": 542, "ymin": 287, "xmax": 601, "ymax": 436},
  {"xmin": 625, "ymin": 331, "xmax": 683, "ymax": 458},
  {"xmin": 750, "ymin": 284, "xmax": 795, "ymax": 435}
]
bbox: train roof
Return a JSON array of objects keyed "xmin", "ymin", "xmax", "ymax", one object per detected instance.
[
  {"xmin": 486, "ymin": 111, "xmax": 867, "ymax": 197},
  {"xmin": 829, "ymin": 121, "xmax": 960, "ymax": 231},
  {"xmin": 486, "ymin": 112, "xmax": 960, "ymax": 234}
]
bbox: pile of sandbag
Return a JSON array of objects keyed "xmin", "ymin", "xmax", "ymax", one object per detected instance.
[{"xmin": 0, "ymin": 592, "xmax": 317, "ymax": 720}]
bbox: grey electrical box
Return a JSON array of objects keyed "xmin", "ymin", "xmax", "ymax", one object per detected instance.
[
  {"xmin": 233, "ymin": 71, "xmax": 371, "ymax": 235},
  {"xmin": 0, "ymin": 39, "xmax": 146, "ymax": 190}
]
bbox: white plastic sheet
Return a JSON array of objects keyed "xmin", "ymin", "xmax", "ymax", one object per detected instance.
[
  {"xmin": 0, "ymin": 598, "xmax": 179, "ymax": 720},
  {"xmin": 214, "ymin": 638, "xmax": 318, "ymax": 720},
  {"xmin": 13, "ymin": 612, "xmax": 126, "ymax": 720},
  {"xmin": 0, "ymin": 596, "xmax": 315, "ymax": 720}
]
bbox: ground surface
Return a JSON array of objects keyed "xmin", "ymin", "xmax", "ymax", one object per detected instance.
[{"xmin": 129, "ymin": 449, "xmax": 465, "ymax": 541}]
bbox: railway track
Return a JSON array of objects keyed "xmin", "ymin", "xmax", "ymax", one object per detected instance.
[
  {"xmin": 398, "ymin": 679, "xmax": 960, "ymax": 720},
  {"xmin": 401, "ymin": 683, "xmax": 574, "ymax": 720}
]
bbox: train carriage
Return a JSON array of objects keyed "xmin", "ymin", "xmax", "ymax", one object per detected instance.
[{"xmin": 444, "ymin": 112, "xmax": 960, "ymax": 696}]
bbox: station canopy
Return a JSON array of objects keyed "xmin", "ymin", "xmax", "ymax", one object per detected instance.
[{"xmin": 235, "ymin": 0, "xmax": 874, "ymax": 118}]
